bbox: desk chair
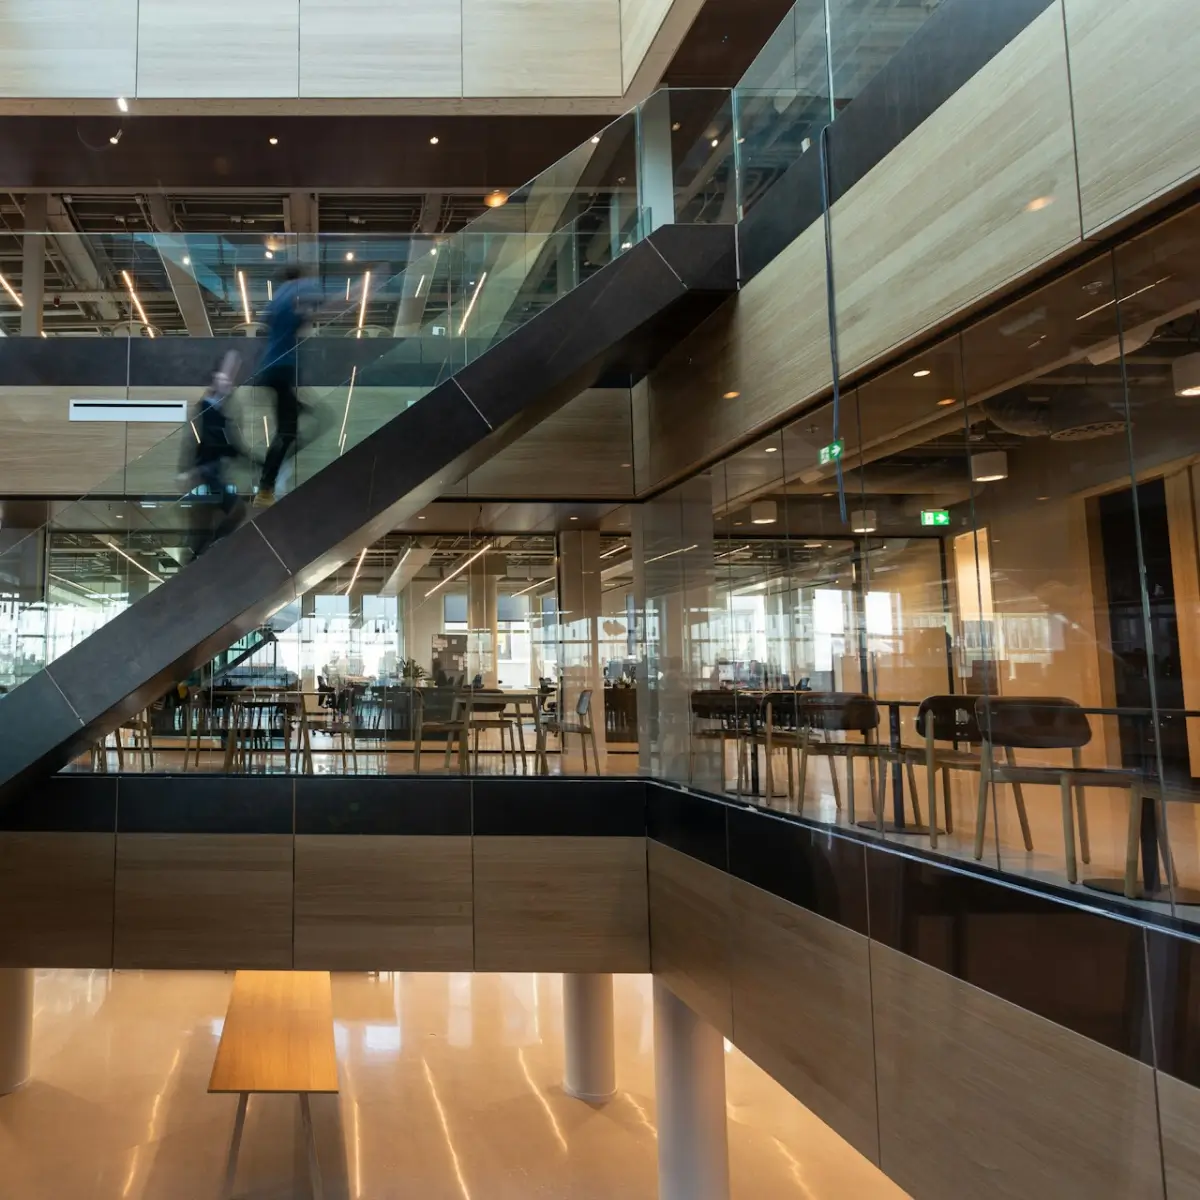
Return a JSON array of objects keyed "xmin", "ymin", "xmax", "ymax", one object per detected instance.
[
  {"xmin": 414, "ymin": 688, "xmax": 471, "ymax": 774},
  {"xmin": 541, "ymin": 690, "xmax": 600, "ymax": 774},
  {"xmin": 883, "ymin": 695, "xmax": 987, "ymax": 847},
  {"xmin": 689, "ymin": 691, "xmax": 744, "ymax": 790},
  {"xmin": 469, "ymin": 690, "xmax": 521, "ymax": 773},
  {"xmin": 794, "ymin": 693, "xmax": 882, "ymax": 824},
  {"xmin": 974, "ymin": 696, "xmax": 1144, "ymax": 883}
]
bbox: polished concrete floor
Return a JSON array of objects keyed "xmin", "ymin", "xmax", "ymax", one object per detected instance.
[{"xmin": 0, "ymin": 970, "xmax": 907, "ymax": 1200}]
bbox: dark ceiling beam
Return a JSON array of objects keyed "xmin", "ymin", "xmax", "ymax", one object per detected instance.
[{"xmin": 0, "ymin": 116, "xmax": 609, "ymax": 192}]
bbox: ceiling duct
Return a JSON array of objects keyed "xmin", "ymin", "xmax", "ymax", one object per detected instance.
[{"xmin": 981, "ymin": 387, "xmax": 1127, "ymax": 441}]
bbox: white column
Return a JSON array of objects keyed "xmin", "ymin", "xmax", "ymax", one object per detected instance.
[
  {"xmin": 21, "ymin": 193, "xmax": 46, "ymax": 337},
  {"xmin": 653, "ymin": 980, "xmax": 730, "ymax": 1200},
  {"xmin": 562, "ymin": 973, "xmax": 615, "ymax": 1103},
  {"xmin": 0, "ymin": 969, "xmax": 34, "ymax": 1094}
]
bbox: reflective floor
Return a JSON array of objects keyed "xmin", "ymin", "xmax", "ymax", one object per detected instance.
[{"xmin": 1, "ymin": 970, "xmax": 906, "ymax": 1200}]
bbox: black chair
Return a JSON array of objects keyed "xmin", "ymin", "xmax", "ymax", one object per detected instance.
[
  {"xmin": 974, "ymin": 696, "xmax": 1145, "ymax": 884},
  {"xmin": 882, "ymin": 696, "xmax": 985, "ymax": 847},
  {"xmin": 794, "ymin": 693, "xmax": 883, "ymax": 824}
]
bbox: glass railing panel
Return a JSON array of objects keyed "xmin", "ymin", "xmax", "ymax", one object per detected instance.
[
  {"xmin": 733, "ymin": 1, "xmax": 831, "ymax": 218},
  {"xmin": 827, "ymin": 0, "xmax": 948, "ymax": 114}
]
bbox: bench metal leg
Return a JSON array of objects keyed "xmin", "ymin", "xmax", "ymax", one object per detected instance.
[
  {"xmin": 299, "ymin": 1093, "xmax": 324, "ymax": 1200},
  {"xmin": 223, "ymin": 1092, "xmax": 249, "ymax": 1200}
]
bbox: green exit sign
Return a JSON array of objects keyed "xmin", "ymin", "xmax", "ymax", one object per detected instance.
[
  {"xmin": 921, "ymin": 509, "xmax": 951, "ymax": 527},
  {"xmin": 818, "ymin": 440, "xmax": 845, "ymax": 466}
]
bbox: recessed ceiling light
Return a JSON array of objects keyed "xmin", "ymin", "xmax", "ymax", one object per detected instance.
[
  {"xmin": 823, "ymin": 492, "xmax": 835, "ymax": 498},
  {"xmin": 620, "ymin": 462, "xmax": 631, "ymax": 468},
  {"xmin": 1025, "ymin": 195, "xmax": 1054, "ymax": 212},
  {"xmin": 417, "ymin": 515, "xmax": 426, "ymax": 520},
  {"xmin": 345, "ymin": 251, "xmax": 355, "ymax": 261},
  {"xmin": 937, "ymin": 397, "xmax": 956, "ymax": 406},
  {"xmin": 429, "ymin": 136, "xmax": 439, "ymax": 145},
  {"xmin": 569, "ymin": 516, "xmax": 579, "ymax": 521},
  {"xmin": 913, "ymin": 369, "xmax": 931, "ymax": 378},
  {"xmin": 671, "ymin": 122, "xmax": 681, "ymax": 132},
  {"xmin": 116, "ymin": 96, "xmax": 128, "ymax": 113},
  {"xmin": 182, "ymin": 256, "xmax": 191, "ymax": 266},
  {"xmin": 484, "ymin": 189, "xmax": 508, "ymax": 208},
  {"xmin": 591, "ymin": 135, "xmax": 600, "ymax": 144},
  {"xmin": 723, "ymin": 390, "xmax": 740, "ymax": 399},
  {"xmin": 733, "ymin": 521, "xmax": 744, "ymax": 526},
  {"xmin": 268, "ymin": 136, "xmax": 278, "ymax": 146},
  {"xmin": 264, "ymin": 250, "xmax": 273, "ymax": 259},
  {"xmin": 1036, "ymin": 495, "xmax": 1049, "ymax": 501},
  {"xmin": 710, "ymin": 138, "xmax": 719, "ymax": 148},
  {"xmin": 764, "ymin": 446, "xmax": 778, "ymax": 453},
  {"xmin": 109, "ymin": 131, "xmax": 121, "ymax": 145}
]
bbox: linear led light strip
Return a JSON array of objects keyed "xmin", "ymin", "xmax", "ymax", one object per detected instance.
[
  {"xmin": 48, "ymin": 572, "xmax": 103, "ymax": 600},
  {"xmin": 599, "ymin": 543, "xmax": 628, "ymax": 560},
  {"xmin": 338, "ymin": 365, "xmax": 358, "ymax": 454},
  {"xmin": 0, "ymin": 273, "xmax": 23, "ymax": 308},
  {"xmin": 644, "ymin": 543, "xmax": 697, "ymax": 565},
  {"xmin": 457, "ymin": 271, "xmax": 487, "ymax": 336},
  {"xmin": 356, "ymin": 270, "xmax": 371, "ymax": 338},
  {"xmin": 512, "ymin": 576, "xmax": 554, "ymax": 598},
  {"xmin": 343, "ymin": 547, "xmax": 368, "ymax": 594},
  {"xmin": 715, "ymin": 543, "xmax": 752, "ymax": 559},
  {"xmin": 237, "ymin": 270, "xmax": 251, "ymax": 325},
  {"xmin": 101, "ymin": 538, "xmax": 161, "ymax": 583},
  {"xmin": 425, "ymin": 542, "xmax": 492, "ymax": 599},
  {"xmin": 121, "ymin": 270, "xmax": 154, "ymax": 337},
  {"xmin": 1076, "ymin": 275, "xmax": 1171, "ymax": 322}
]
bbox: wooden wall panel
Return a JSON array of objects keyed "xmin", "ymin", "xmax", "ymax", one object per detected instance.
[
  {"xmin": 113, "ymin": 833, "xmax": 293, "ymax": 969},
  {"xmin": 0, "ymin": 0, "xmax": 138, "ymax": 98},
  {"xmin": 728, "ymin": 877, "xmax": 878, "ymax": 1163},
  {"xmin": 462, "ymin": 0, "xmax": 622, "ymax": 98},
  {"xmin": 136, "ymin": 0, "xmax": 300, "ymax": 99},
  {"xmin": 831, "ymin": 3, "xmax": 1081, "ymax": 379},
  {"xmin": 473, "ymin": 836, "xmax": 649, "ymax": 971},
  {"xmin": 641, "ymin": 221, "xmax": 830, "ymax": 492},
  {"xmin": 464, "ymin": 387, "xmax": 634, "ymax": 497},
  {"xmin": 1157, "ymin": 1071, "xmax": 1200, "ymax": 1200},
  {"xmin": 620, "ymin": 0, "xmax": 671, "ymax": 91},
  {"xmin": 647, "ymin": 841, "xmax": 732, "ymax": 1037},
  {"xmin": 0, "ymin": 833, "xmax": 114, "ymax": 967},
  {"xmin": 1065, "ymin": 0, "xmax": 1200, "ymax": 237},
  {"xmin": 299, "ymin": 0, "xmax": 462, "ymax": 98},
  {"xmin": 870, "ymin": 942, "xmax": 1162, "ymax": 1200},
  {"xmin": 294, "ymin": 835, "xmax": 473, "ymax": 970}
]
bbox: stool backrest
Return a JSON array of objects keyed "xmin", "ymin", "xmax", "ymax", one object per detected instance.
[
  {"xmin": 418, "ymin": 686, "xmax": 460, "ymax": 723},
  {"xmin": 916, "ymin": 695, "xmax": 982, "ymax": 744},
  {"xmin": 799, "ymin": 692, "xmax": 879, "ymax": 733},
  {"xmin": 974, "ymin": 696, "xmax": 1092, "ymax": 749}
]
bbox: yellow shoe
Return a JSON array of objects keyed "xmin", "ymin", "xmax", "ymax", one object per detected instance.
[{"xmin": 253, "ymin": 488, "xmax": 275, "ymax": 507}]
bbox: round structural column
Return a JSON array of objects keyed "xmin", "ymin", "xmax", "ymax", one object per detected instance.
[
  {"xmin": 562, "ymin": 973, "xmax": 616, "ymax": 1103},
  {"xmin": 0, "ymin": 969, "xmax": 34, "ymax": 1094},
  {"xmin": 653, "ymin": 980, "xmax": 730, "ymax": 1200}
]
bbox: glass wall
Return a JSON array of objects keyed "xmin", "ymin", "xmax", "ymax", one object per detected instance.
[{"xmin": 634, "ymin": 196, "xmax": 1200, "ymax": 925}]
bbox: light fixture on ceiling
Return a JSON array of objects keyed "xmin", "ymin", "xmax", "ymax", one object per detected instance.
[
  {"xmin": 803, "ymin": 541, "xmax": 823, "ymax": 548},
  {"xmin": 121, "ymin": 269, "xmax": 154, "ymax": 337},
  {"xmin": 590, "ymin": 135, "xmax": 601, "ymax": 144},
  {"xmin": 937, "ymin": 397, "xmax": 956, "ymax": 407},
  {"xmin": 971, "ymin": 450, "xmax": 1009, "ymax": 483},
  {"xmin": 1172, "ymin": 351, "xmax": 1200, "ymax": 397},
  {"xmin": 429, "ymin": 135, "xmax": 440, "ymax": 145},
  {"xmin": 264, "ymin": 249, "xmax": 273, "ymax": 259},
  {"xmin": 484, "ymin": 189, "xmax": 509, "ymax": 208},
  {"xmin": 751, "ymin": 500, "xmax": 777, "ymax": 525},
  {"xmin": 569, "ymin": 516, "xmax": 579, "ymax": 521},
  {"xmin": 764, "ymin": 445, "xmax": 778, "ymax": 453},
  {"xmin": 356, "ymin": 270, "xmax": 371, "ymax": 337},
  {"xmin": 109, "ymin": 130, "xmax": 122, "ymax": 145},
  {"xmin": 710, "ymin": 137, "xmax": 719, "ymax": 148},
  {"xmin": 671, "ymin": 122, "xmax": 681, "ymax": 132},
  {"xmin": 417, "ymin": 515, "xmax": 426, "ymax": 520},
  {"xmin": 345, "ymin": 251, "xmax": 355, "ymax": 261},
  {"xmin": 723, "ymin": 390, "xmax": 740, "ymax": 399},
  {"xmin": 913, "ymin": 368, "xmax": 931, "ymax": 378},
  {"xmin": 116, "ymin": 96, "xmax": 128, "ymax": 113},
  {"xmin": 1025, "ymin": 195, "xmax": 1054, "ymax": 212},
  {"xmin": 850, "ymin": 509, "xmax": 877, "ymax": 534},
  {"xmin": 0, "ymin": 273, "xmax": 23, "ymax": 308},
  {"xmin": 268, "ymin": 136, "xmax": 278, "ymax": 146},
  {"xmin": 236, "ymin": 269, "xmax": 251, "ymax": 326},
  {"xmin": 457, "ymin": 271, "xmax": 487, "ymax": 335}
]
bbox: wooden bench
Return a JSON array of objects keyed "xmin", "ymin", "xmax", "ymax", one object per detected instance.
[{"xmin": 209, "ymin": 970, "xmax": 339, "ymax": 1200}]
